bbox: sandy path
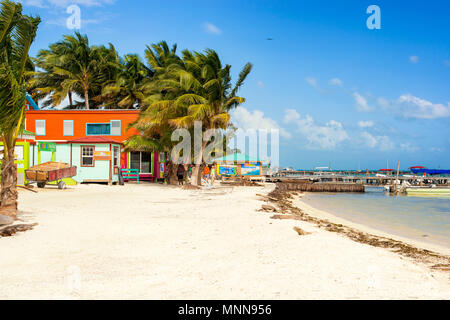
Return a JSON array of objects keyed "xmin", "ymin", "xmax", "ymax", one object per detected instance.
[{"xmin": 0, "ymin": 183, "xmax": 448, "ymax": 299}]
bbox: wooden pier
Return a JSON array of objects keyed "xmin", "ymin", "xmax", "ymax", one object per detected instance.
[
  {"xmin": 276, "ymin": 182, "xmax": 365, "ymax": 192},
  {"xmin": 268, "ymin": 171, "xmax": 450, "ymax": 188}
]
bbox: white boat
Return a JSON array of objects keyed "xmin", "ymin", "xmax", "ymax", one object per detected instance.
[{"xmin": 405, "ymin": 187, "xmax": 450, "ymax": 196}]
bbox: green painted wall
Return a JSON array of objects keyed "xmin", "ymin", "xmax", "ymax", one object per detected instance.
[
  {"xmin": 0, "ymin": 141, "xmax": 30, "ymax": 186},
  {"xmin": 71, "ymin": 143, "xmax": 120, "ymax": 183}
]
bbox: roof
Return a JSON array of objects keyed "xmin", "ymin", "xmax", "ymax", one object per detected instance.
[
  {"xmin": 25, "ymin": 109, "xmax": 140, "ymax": 114},
  {"xmin": 68, "ymin": 136, "xmax": 122, "ymax": 144},
  {"xmin": 26, "ymin": 94, "xmax": 39, "ymax": 110},
  {"xmin": 21, "ymin": 129, "xmax": 35, "ymax": 136},
  {"xmin": 214, "ymin": 152, "xmax": 261, "ymax": 163}
]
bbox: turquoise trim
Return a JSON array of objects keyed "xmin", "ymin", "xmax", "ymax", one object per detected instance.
[
  {"xmin": 26, "ymin": 93, "xmax": 39, "ymax": 110},
  {"xmin": 86, "ymin": 122, "xmax": 111, "ymax": 135}
]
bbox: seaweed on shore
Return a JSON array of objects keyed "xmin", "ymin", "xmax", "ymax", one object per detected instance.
[{"xmin": 264, "ymin": 187, "xmax": 450, "ymax": 272}]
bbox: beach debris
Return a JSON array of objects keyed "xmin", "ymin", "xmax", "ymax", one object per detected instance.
[
  {"xmin": 293, "ymin": 226, "xmax": 311, "ymax": 236},
  {"xmin": 430, "ymin": 264, "xmax": 450, "ymax": 272},
  {"xmin": 270, "ymin": 214, "xmax": 302, "ymax": 221},
  {"xmin": 0, "ymin": 214, "xmax": 14, "ymax": 226},
  {"xmin": 256, "ymin": 193, "xmax": 278, "ymax": 202},
  {"xmin": 18, "ymin": 185, "xmax": 38, "ymax": 193},
  {"xmin": 0, "ymin": 223, "xmax": 38, "ymax": 237},
  {"xmin": 265, "ymin": 185, "xmax": 450, "ymax": 271},
  {"xmin": 182, "ymin": 184, "xmax": 201, "ymax": 190},
  {"xmin": 260, "ymin": 204, "xmax": 277, "ymax": 212}
]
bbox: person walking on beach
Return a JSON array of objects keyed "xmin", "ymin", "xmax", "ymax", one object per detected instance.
[
  {"xmin": 203, "ymin": 165, "xmax": 211, "ymax": 185},
  {"xmin": 210, "ymin": 163, "xmax": 216, "ymax": 186},
  {"xmin": 163, "ymin": 161, "xmax": 170, "ymax": 184},
  {"xmin": 177, "ymin": 164, "xmax": 186, "ymax": 185}
]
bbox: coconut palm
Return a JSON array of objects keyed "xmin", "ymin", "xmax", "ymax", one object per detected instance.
[
  {"xmin": 100, "ymin": 54, "xmax": 153, "ymax": 109},
  {"xmin": 28, "ymin": 45, "xmax": 77, "ymax": 108},
  {"xmin": 168, "ymin": 49, "xmax": 252, "ymax": 184},
  {"xmin": 33, "ymin": 32, "xmax": 120, "ymax": 109},
  {"xmin": 0, "ymin": 0, "xmax": 40, "ymax": 217},
  {"xmin": 134, "ymin": 46, "xmax": 252, "ymax": 185}
]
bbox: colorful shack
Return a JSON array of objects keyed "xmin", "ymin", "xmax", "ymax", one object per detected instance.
[
  {"xmin": 24, "ymin": 109, "xmax": 164, "ymax": 183},
  {"xmin": 214, "ymin": 153, "xmax": 263, "ymax": 177},
  {"xmin": 0, "ymin": 130, "xmax": 35, "ymax": 186},
  {"xmin": 0, "ymin": 94, "xmax": 39, "ymax": 186}
]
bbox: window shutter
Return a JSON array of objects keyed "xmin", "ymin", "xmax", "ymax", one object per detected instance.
[
  {"xmin": 63, "ymin": 121, "xmax": 73, "ymax": 136},
  {"xmin": 111, "ymin": 120, "xmax": 121, "ymax": 136},
  {"xmin": 36, "ymin": 120, "xmax": 45, "ymax": 136}
]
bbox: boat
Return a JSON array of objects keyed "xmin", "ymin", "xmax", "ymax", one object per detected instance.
[
  {"xmin": 405, "ymin": 187, "xmax": 450, "ymax": 196},
  {"xmin": 409, "ymin": 166, "xmax": 450, "ymax": 175}
]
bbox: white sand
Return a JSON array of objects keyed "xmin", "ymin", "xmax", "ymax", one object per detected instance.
[{"xmin": 0, "ymin": 183, "xmax": 448, "ymax": 299}]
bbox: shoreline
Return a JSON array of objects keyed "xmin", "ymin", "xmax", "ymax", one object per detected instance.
[
  {"xmin": 294, "ymin": 193, "xmax": 450, "ymax": 257},
  {"xmin": 265, "ymin": 188, "xmax": 450, "ymax": 271}
]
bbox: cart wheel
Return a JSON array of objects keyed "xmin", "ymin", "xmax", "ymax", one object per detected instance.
[
  {"xmin": 57, "ymin": 181, "xmax": 66, "ymax": 190},
  {"xmin": 37, "ymin": 182, "xmax": 46, "ymax": 188}
]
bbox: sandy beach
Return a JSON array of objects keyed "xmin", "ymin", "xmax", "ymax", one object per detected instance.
[{"xmin": 0, "ymin": 183, "xmax": 449, "ymax": 299}]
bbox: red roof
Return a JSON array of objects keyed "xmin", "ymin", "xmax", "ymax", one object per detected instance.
[{"xmin": 68, "ymin": 136, "xmax": 122, "ymax": 144}]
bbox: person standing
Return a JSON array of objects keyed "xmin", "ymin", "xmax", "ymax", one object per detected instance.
[
  {"xmin": 203, "ymin": 165, "xmax": 210, "ymax": 184},
  {"xmin": 177, "ymin": 164, "xmax": 186, "ymax": 185},
  {"xmin": 210, "ymin": 163, "xmax": 216, "ymax": 186}
]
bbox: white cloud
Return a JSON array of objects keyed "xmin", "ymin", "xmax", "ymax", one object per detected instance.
[
  {"xmin": 357, "ymin": 120, "xmax": 374, "ymax": 128},
  {"xmin": 328, "ymin": 78, "xmax": 343, "ymax": 86},
  {"xmin": 284, "ymin": 109, "xmax": 349, "ymax": 150},
  {"xmin": 397, "ymin": 94, "xmax": 450, "ymax": 119},
  {"xmin": 377, "ymin": 97, "xmax": 389, "ymax": 108},
  {"xmin": 257, "ymin": 81, "xmax": 264, "ymax": 88},
  {"xmin": 430, "ymin": 147, "xmax": 444, "ymax": 152},
  {"xmin": 203, "ymin": 22, "xmax": 222, "ymax": 35},
  {"xmin": 305, "ymin": 77, "xmax": 318, "ymax": 89},
  {"xmin": 400, "ymin": 142, "xmax": 419, "ymax": 152},
  {"xmin": 361, "ymin": 132, "xmax": 394, "ymax": 151},
  {"xmin": 409, "ymin": 55, "xmax": 419, "ymax": 64},
  {"xmin": 353, "ymin": 92, "xmax": 371, "ymax": 112},
  {"xmin": 231, "ymin": 107, "xmax": 290, "ymax": 139}
]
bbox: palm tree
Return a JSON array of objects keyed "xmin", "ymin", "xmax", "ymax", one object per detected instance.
[
  {"xmin": 168, "ymin": 49, "xmax": 252, "ymax": 184},
  {"xmin": 0, "ymin": 0, "xmax": 40, "ymax": 218},
  {"xmin": 134, "ymin": 46, "xmax": 252, "ymax": 185},
  {"xmin": 28, "ymin": 46, "xmax": 76, "ymax": 108},
  {"xmin": 100, "ymin": 54, "xmax": 153, "ymax": 109},
  {"xmin": 33, "ymin": 32, "xmax": 120, "ymax": 109},
  {"xmin": 124, "ymin": 42, "xmax": 186, "ymax": 183}
]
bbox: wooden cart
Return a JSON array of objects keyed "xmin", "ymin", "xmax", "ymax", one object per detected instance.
[{"xmin": 25, "ymin": 162, "xmax": 77, "ymax": 189}]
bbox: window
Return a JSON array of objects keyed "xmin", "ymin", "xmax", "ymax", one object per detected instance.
[
  {"xmin": 87, "ymin": 123, "xmax": 110, "ymax": 135},
  {"xmin": 130, "ymin": 152, "xmax": 152, "ymax": 174},
  {"xmin": 35, "ymin": 120, "xmax": 46, "ymax": 136},
  {"xmin": 110, "ymin": 120, "xmax": 121, "ymax": 136},
  {"xmin": 81, "ymin": 146, "xmax": 94, "ymax": 167},
  {"xmin": 63, "ymin": 120, "xmax": 74, "ymax": 136},
  {"xmin": 113, "ymin": 146, "xmax": 120, "ymax": 167}
]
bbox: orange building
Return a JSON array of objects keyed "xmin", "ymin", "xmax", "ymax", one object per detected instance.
[{"xmin": 24, "ymin": 109, "xmax": 165, "ymax": 182}]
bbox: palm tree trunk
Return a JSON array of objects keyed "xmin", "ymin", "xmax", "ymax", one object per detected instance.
[
  {"xmin": 68, "ymin": 91, "xmax": 73, "ymax": 108},
  {"xmin": 0, "ymin": 145, "xmax": 18, "ymax": 218},
  {"xmin": 190, "ymin": 140, "xmax": 208, "ymax": 186},
  {"xmin": 83, "ymin": 89, "xmax": 90, "ymax": 110}
]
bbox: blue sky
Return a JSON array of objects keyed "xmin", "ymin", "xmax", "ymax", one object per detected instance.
[{"xmin": 20, "ymin": 0, "xmax": 450, "ymax": 170}]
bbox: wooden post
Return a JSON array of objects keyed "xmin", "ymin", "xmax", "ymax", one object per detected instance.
[{"xmin": 395, "ymin": 160, "xmax": 400, "ymax": 195}]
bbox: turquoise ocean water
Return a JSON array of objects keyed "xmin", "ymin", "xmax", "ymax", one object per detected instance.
[{"xmin": 301, "ymin": 187, "xmax": 450, "ymax": 248}]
